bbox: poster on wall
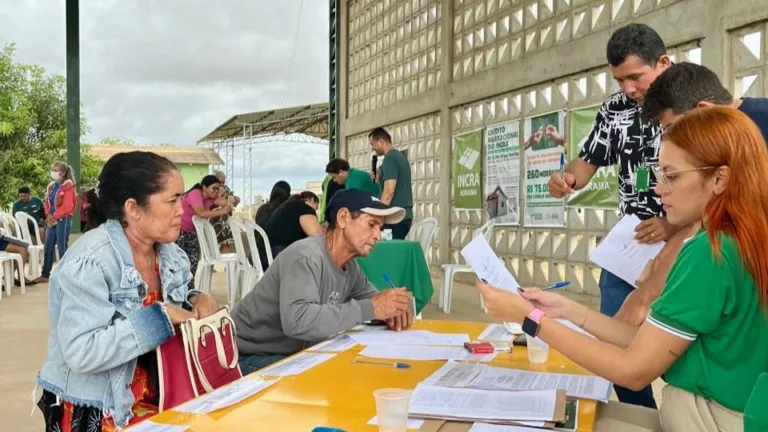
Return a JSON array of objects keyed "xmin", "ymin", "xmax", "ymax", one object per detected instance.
[
  {"xmin": 567, "ymin": 106, "xmax": 620, "ymax": 209},
  {"xmin": 453, "ymin": 129, "xmax": 483, "ymax": 209},
  {"xmin": 484, "ymin": 120, "xmax": 521, "ymax": 225},
  {"xmin": 523, "ymin": 110, "xmax": 566, "ymax": 227}
]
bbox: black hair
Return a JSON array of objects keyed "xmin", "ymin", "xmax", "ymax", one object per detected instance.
[
  {"xmin": 86, "ymin": 151, "xmax": 178, "ymax": 229},
  {"xmin": 642, "ymin": 62, "xmax": 734, "ymax": 123},
  {"xmin": 186, "ymin": 174, "xmax": 221, "ymax": 194},
  {"xmin": 18, "ymin": 186, "xmax": 31, "ymax": 195},
  {"xmin": 606, "ymin": 23, "xmax": 666, "ymax": 67},
  {"xmin": 325, "ymin": 158, "xmax": 351, "ymax": 174},
  {"xmin": 255, "ymin": 181, "xmax": 292, "ymax": 225},
  {"xmin": 368, "ymin": 127, "xmax": 392, "ymax": 143}
]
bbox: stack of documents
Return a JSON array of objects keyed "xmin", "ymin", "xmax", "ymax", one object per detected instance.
[
  {"xmin": 422, "ymin": 361, "xmax": 613, "ymax": 403},
  {"xmin": 347, "ymin": 330, "xmax": 470, "ymax": 346},
  {"xmin": 408, "ymin": 385, "xmax": 566, "ymax": 424},
  {"xmin": 359, "ymin": 345, "xmax": 496, "ymax": 362}
]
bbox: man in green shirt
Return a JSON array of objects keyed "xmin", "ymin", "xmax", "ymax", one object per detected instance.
[
  {"xmin": 325, "ymin": 158, "xmax": 380, "ymax": 197},
  {"xmin": 369, "ymin": 127, "xmax": 413, "ymax": 239},
  {"xmin": 12, "ymin": 186, "xmax": 45, "ymax": 244}
]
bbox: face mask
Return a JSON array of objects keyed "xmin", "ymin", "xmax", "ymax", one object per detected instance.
[{"xmin": 50, "ymin": 171, "xmax": 60, "ymax": 181}]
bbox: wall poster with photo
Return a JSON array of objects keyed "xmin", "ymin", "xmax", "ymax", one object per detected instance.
[
  {"xmin": 484, "ymin": 120, "xmax": 521, "ymax": 225},
  {"xmin": 523, "ymin": 110, "xmax": 566, "ymax": 227}
]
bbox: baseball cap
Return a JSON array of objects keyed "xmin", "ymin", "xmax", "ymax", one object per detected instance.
[{"xmin": 325, "ymin": 189, "xmax": 405, "ymax": 225}]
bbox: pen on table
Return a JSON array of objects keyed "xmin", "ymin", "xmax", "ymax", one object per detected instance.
[
  {"xmin": 544, "ymin": 281, "xmax": 571, "ymax": 291},
  {"xmin": 353, "ymin": 359, "xmax": 411, "ymax": 369}
]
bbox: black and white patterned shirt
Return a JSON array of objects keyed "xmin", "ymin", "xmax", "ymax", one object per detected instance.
[{"xmin": 578, "ymin": 92, "xmax": 662, "ymax": 220}]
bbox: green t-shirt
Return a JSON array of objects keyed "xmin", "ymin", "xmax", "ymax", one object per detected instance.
[
  {"xmin": 346, "ymin": 168, "xmax": 380, "ymax": 197},
  {"xmin": 648, "ymin": 230, "xmax": 768, "ymax": 412},
  {"xmin": 378, "ymin": 149, "xmax": 413, "ymax": 220},
  {"xmin": 13, "ymin": 197, "xmax": 45, "ymax": 222}
]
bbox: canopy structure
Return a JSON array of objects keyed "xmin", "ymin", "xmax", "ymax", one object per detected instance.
[
  {"xmin": 197, "ymin": 103, "xmax": 330, "ymax": 217},
  {"xmin": 197, "ymin": 103, "xmax": 329, "ymax": 144}
]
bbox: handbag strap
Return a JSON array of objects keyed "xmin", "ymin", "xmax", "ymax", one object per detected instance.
[
  {"xmin": 185, "ymin": 312, "xmax": 240, "ymax": 393},
  {"xmin": 180, "ymin": 324, "xmax": 201, "ymax": 397}
]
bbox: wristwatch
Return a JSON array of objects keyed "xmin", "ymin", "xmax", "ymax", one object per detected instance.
[{"xmin": 522, "ymin": 309, "xmax": 546, "ymax": 338}]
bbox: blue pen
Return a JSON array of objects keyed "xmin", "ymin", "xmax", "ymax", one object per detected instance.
[
  {"xmin": 559, "ymin": 152, "xmax": 566, "ymax": 179},
  {"xmin": 544, "ymin": 281, "xmax": 571, "ymax": 291},
  {"xmin": 354, "ymin": 359, "xmax": 411, "ymax": 369},
  {"xmin": 382, "ymin": 272, "xmax": 396, "ymax": 288}
]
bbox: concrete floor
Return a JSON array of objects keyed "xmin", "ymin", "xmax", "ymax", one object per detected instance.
[{"xmin": 0, "ymin": 267, "xmax": 662, "ymax": 431}]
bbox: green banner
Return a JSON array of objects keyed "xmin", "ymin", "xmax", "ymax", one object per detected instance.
[
  {"xmin": 567, "ymin": 106, "xmax": 620, "ymax": 209},
  {"xmin": 453, "ymin": 129, "xmax": 483, "ymax": 209}
]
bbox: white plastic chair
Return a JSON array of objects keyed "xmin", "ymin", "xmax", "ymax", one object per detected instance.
[
  {"xmin": 0, "ymin": 252, "xmax": 25, "ymax": 297},
  {"xmin": 440, "ymin": 220, "xmax": 496, "ymax": 314},
  {"xmin": 14, "ymin": 211, "xmax": 44, "ymax": 278},
  {"xmin": 192, "ymin": 216, "xmax": 239, "ymax": 307},
  {"xmin": 227, "ymin": 217, "xmax": 262, "ymax": 301},
  {"xmin": 243, "ymin": 219, "xmax": 273, "ymax": 268},
  {"xmin": 408, "ymin": 217, "xmax": 438, "ymax": 259}
]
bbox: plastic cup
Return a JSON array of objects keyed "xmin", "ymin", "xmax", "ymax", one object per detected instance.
[
  {"xmin": 526, "ymin": 335, "xmax": 550, "ymax": 363},
  {"xmin": 373, "ymin": 388, "xmax": 412, "ymax": 432}
]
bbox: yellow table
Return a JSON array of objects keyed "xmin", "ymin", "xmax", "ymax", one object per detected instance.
[{"xmin": 149, "ymin": 320, "xmax": 599, "ymax": 431}]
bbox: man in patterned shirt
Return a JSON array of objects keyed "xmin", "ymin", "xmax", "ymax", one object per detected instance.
[{"xmin": 548, "ymin": 23, "xmax": 675, "ymax": 409}]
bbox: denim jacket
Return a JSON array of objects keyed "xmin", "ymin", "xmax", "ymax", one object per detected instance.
[{"xmin": 37, "ymin": 219, "xmax": 197, "ymax": 427}]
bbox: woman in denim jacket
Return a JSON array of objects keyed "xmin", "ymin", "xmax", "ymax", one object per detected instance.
[{"xmin": 36, "ymin": 151, "xmax": 220, "ymax": 431}]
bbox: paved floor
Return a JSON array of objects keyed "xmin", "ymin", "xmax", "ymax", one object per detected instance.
[{"xmin": 0, "ymin": 267, "xmax": 661, "ymax": 431}]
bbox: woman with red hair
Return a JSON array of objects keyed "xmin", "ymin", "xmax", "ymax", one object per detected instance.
[{"xmin": 478, "ymin": 106, "xmax": 768, "ymax": 431}]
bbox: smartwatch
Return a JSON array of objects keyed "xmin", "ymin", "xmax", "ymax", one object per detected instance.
[{"xmin": 522, "ymin": 309, "xmax": 545, "ymax": 338}]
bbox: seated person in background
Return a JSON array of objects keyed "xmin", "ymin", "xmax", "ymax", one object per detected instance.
[
  {"xmin": 0, "ymin": 230, "xmax": 39, "ymax": 285},
  {"xmin": 264, "ymin": 191, "xmax": 322, "ymax": 256},
  {"xmin": 477, "ymin": 107, "xmax": 768, "ymax": 431},
  {"xmin": 233, "ymin": 189, "xmax": 414, "ymax": 374},
  {"xmin": 325, "ymin": 158, "xmax": 380, "ymax": 197},
  {"xmin": 615, "ymin": 62, "xmax": 768, "ymax": 326},
  {"xmin": 318, "ymin": 173, "xmax": 345, "ymax": 225},
  {"xmin": 13, "ymin": 186, "xmax": 46, "ymax": 244},
  {"xmin": 254, "ymin": 181, "xmax": 291, "ymax": 270},
  {"xmin": 210, "ymin": 170, "xmax": 241, "ymax": 252}
]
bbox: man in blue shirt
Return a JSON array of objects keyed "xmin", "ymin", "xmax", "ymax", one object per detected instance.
[{"xmin": 643, "ymin": 62, "xmax": 768, "ymax": 139}]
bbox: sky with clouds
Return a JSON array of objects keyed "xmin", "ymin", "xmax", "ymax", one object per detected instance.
[{"xmin": 1, "ymin": 0, "xmax": 330, "ymax": 198}]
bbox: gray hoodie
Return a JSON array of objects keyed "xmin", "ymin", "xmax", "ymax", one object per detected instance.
[{"xmin": 232, "ymin": 235, "xmax": 378, "ymax": 356}]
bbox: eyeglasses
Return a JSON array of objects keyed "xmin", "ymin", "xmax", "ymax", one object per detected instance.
[{"xmin": 651, "ymin": 165, "xmax": 715, "ymax": 186}]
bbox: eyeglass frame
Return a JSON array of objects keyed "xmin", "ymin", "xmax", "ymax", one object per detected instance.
[{"xmin": 651, "ymin": 164, "xmax": 716, "ymax": 186}]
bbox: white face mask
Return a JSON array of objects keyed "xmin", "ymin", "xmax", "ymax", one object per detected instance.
[{"xmin": 50, "ymin": 171, "xmax": 60, "ymax": 181}]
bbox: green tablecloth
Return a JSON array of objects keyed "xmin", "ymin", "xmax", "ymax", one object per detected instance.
[{"xmin": 355, "ymin": 239, "xmax": 434, "ymax": 314}]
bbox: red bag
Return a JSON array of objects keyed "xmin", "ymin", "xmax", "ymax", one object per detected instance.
[{"xmin": 156, "ymin": 307, "xmax": 242, "ymax": 411}]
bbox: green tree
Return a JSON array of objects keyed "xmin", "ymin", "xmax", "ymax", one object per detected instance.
[
  {"xmin": 98, "ymin": 135, "xmax": 136, "ymax": 146},
  {"xmin": 0, "ymin": 43, "xmax": 101, "ymax": 207}
]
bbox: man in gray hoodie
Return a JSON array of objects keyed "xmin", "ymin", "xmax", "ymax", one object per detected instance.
[{"xmin": 232, "ymin": 188, "xmax": 414, "ymax": 374}]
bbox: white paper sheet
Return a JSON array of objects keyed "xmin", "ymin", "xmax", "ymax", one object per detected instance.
[
  {"xmin": 477, "ymin": 324, "xmax": 516, "ymax": 341},
  {"xmin": 589, "ymin": 215, "xmax": 665, "ymax": 287},
  {"xmin": 468, "ymin": 424, "xmax": 548, "ymax": 432},
  {"xmin": 359, "ymin": 345, "xmax": 496, "ymax": 362},
  {"xmin": 367, "ymin": 415, "xmax": 425, "ymax": 429},
  {"xmin": 421, "ymin": 361, "xmax": 487, "ymax": 387},
  {"xmin": 258, "ymin": 353, "xmax": 336, "ymax": 377},
  {"xmin": 126, "ymin": 421, "xmax": 189, "ymax": 432},
  {"xmin": 409, "ymin": 385, "xmax": 558, "ymax": 422},
  {"xmin": 174, "ymin": 378, "xmax": 279, "ymax": 414},
  {"xmin": 308, "ymin": 334, "xmax": 358, "ymax": 352},
  {"xmin": 348, "ymin": 330, "xmax": 470, "ymax": 346},
  {"xmin": 349, "ymin": 324, "xmax": 389, "ymax": 332},
  {"xmin": 460, "ymin": 234, "xmax": 521, "ymax": 293},
  {"xmin": 468, "ymin": 366, "xmax": 612, "ymax": 402}
]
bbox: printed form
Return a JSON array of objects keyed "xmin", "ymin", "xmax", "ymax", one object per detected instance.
[
  {"xmin": 408, "ymin": 386, "xmax": 559, "ymax": 422},
  {"xmin": 460, "ymin": 234, "xmax": 521, "ymax": 293},
  {"xmin": 589, "ymin": 214, "xmax": 665, "ymax": 287}
]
